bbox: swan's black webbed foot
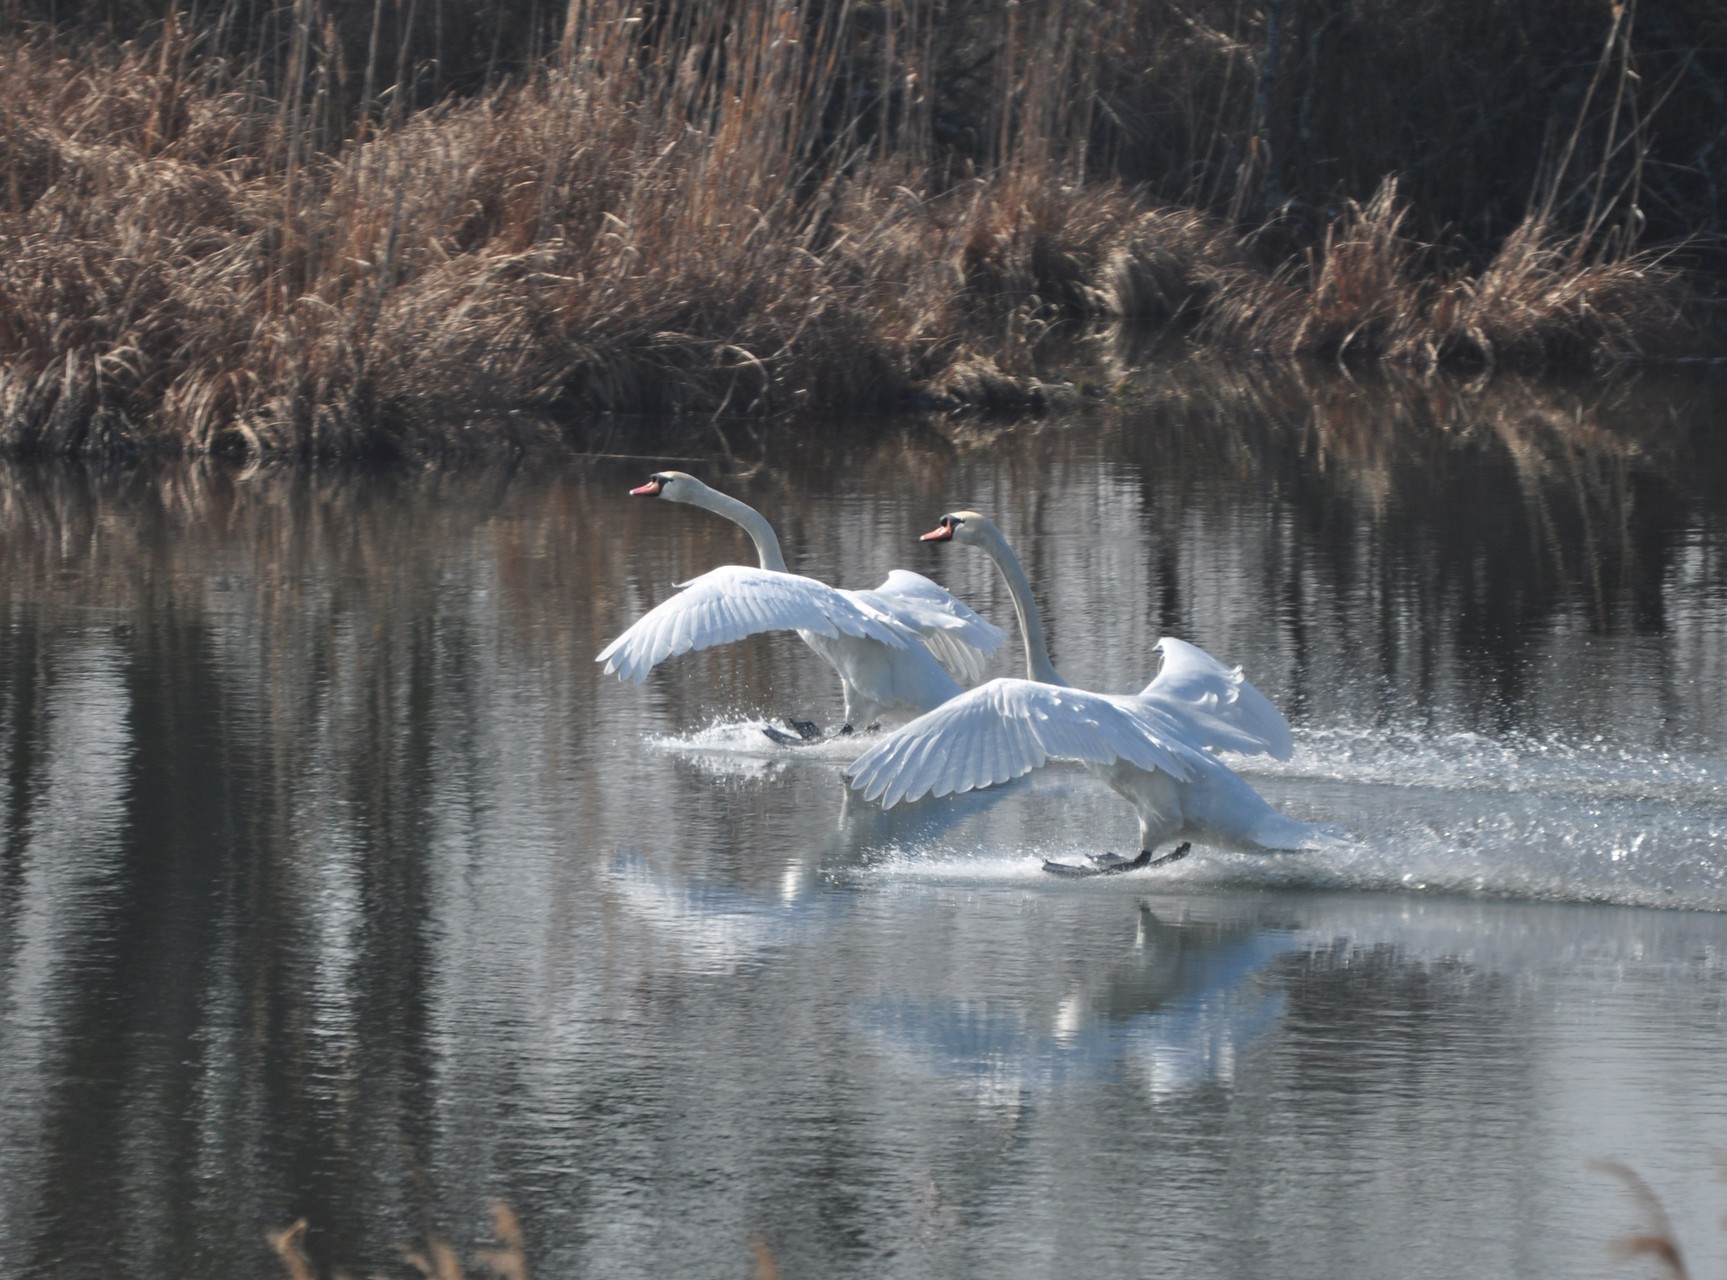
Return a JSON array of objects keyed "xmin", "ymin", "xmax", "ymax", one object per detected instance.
[
  {"xmin": 763, "ymin": 718, "xmax": 824, "ymax": 746},
  {"xmin": 1145, "ymin": 841, "xmax": 1192, "ymax": 868},
  {"xmin": 838, "ymin": 724, "xmax": 855, "ymax": 736},
  {"xmin": 1041, "ymin": 842, "xmax": 1192, "ymax": 877},
  {"xmin": 1042, "ymin": 851, "xmax": 1141, "ymax": 877}
]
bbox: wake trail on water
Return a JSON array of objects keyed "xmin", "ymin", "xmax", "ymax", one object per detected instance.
[
  {"xmin": 1252, "ymin": 725, "xmax": 1724, "ymax": 804},
  {"xmin": 648, "ymin": 717, "xmax": 1727, "ymax": 911}
]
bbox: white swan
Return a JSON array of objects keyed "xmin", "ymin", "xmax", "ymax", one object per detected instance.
[
  {"xmin": 597, "ymin": 473, "xmax": 1004, "ymax": 736},
  {"xmin": 845, "ymin": 511, "xmax": 1332, "ymax": 872}
]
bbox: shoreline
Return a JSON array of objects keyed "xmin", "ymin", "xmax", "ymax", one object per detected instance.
[{"xmin": 1, "ymin": 3, "xmax": 1719, "ymax": 460}]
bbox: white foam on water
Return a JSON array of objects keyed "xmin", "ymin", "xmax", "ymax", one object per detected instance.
[
  {"xmin": 649, "ymin": 715, "xmax": 873, "ymax": 767},
  {"xmin": 837, "ymin": 722, "xmax": 1727, "ymax": 912}
]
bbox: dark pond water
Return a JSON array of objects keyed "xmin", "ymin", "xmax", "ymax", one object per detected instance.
[{"xmin": 2, "ymin": 362, "xmax": 1726, "ymax": 1279}]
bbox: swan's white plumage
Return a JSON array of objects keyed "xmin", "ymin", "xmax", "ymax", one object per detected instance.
[
  {"xmin": 597, "ymin": 565, "xmax": 909, "ymax": 684},
  {"xmin": 596, "ymin": 473, "xmax": 1002, "ymax": 726},
  {"xmin": 847, "ymin": 679, "xmax": 1210, "ymax": 808},
  {"xmin": 845, "ymin": 511, "xmax": 1330, "ymax": 856},
  {"xmin": 1141, "ymin": 637, "xmax": 1294, "ymax": 760},
  {"xmin": 854, "ymin": 570, "xmax": 1005, "ymax": 686}
]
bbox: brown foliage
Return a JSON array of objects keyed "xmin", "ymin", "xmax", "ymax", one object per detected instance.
[
  {"xmin": 1205, "ymin": 180, "xmax": 1692, "ymax": 367},
  {"xmin": 0, "ymin": 1, "xmax": 1709, "ymax": 458}
]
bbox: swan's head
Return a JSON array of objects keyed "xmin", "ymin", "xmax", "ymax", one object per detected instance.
[
  {"xmin": 921, "ymin": 510, "xmax": 997, "ymax": 548},
  {"xmin": 630, "ymin": 470, "xmax": 705, "ymax": 503}
]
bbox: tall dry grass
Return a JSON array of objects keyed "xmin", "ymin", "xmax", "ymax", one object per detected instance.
[
  {"xmin": 0, "ymin": 0, "xmax": 1712, "ymax": 458},
  {"xmin": 254, "ymin": 1160, "xmax": 1719, "ymax": 1277},
  {"xmin": 1204, "ymin": 179, "xmax": 1692, "ymax": 367},
  {"xmin": 268, "ymin": 1200, "xmax": 792, "ymax": 1279},
  {"xmin": 272, "ymin": 1201, "xmax": 530, "ymax": 1280},
  {"xmin": 0, "ymin": 13, "xmax": 1256, "ymax": 458}
]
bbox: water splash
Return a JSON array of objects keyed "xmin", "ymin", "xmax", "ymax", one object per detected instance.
[
  {"xmin": 839, "ymin": 723, "xmax": 1727, "ymax": 912},
  {"xmin": 648, "ymin": 715, "xmax": 870, "ymax": 775}
]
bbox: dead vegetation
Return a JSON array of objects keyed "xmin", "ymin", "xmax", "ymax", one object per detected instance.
[
  {"xmin": 1203, "ymin": 180, "xmax": 1693, "ymax": 367},
  {"xmin": 1593, "ymin": 1157, "xmax": 1727, "ymax": 1280},
  {"xmin": 267, "ymin": 1201, "xmax": 793, "ymax": 1280},
  {"xmin": 0, "ymin": 0, "xmax": 1714, "ymax": 459},
  {"xmin": 271, "ymin": 1201, "xmax": 531, "ymax": 1280}
]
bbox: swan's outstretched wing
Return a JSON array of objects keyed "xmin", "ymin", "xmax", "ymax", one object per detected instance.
[
  {"xmin": 597, "ymin": 565, "xmax": 910, "ymax": 683},
  {"xmin": 853, "ymin": 570, "xmax": 1005, "ymax": 685},
  {"xmin": 846, "ymin": 679, "xmax": 1208, "ymax": 809},
  {"xmin": 1139, "ymin": 637, "xmax": 1294, "ymax": 761}
]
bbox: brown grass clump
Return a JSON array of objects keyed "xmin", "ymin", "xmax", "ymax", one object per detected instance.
[
  {"xmin": 2, "ymin": 14, "xmax": 1121, "ymax": 458},
  {"xmin": 1439, "ymin": 219, "xmax": 1692, "ymax": 369},
  {"xmin": 1205, "ymin": 180, "xmax": 1692, "ymax": 368},
  {"xmin": 0, "ymin": 25, "xmax": 1261, "ymax": 459},
  {"xmin": 0, "ymin": 0, "xmax": 1714, "ymax": 459}
]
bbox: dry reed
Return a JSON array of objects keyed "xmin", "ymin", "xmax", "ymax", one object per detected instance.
[
  {"xmin": 259, "ymin": 1160, "xmax": 1721, "ymax": 1278},
  {"xmin": 271, "ymin": 1201, "xmax": 530, "ymax": 1280},
  {"xmin": 1595, "ymin": 1159, "xmax": 1694, "ymax": 1280},
  {"xmin": 0, "ymin": 0, "xmax": 1713, "ymax": 459},
  {"xmin": 1203, "ymin": 179, "xmax": 1692, "ymax": 367}
]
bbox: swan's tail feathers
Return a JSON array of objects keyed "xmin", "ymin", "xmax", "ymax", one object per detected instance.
[
  {"xmin": 1141, "ymin": 637, "xmax": 1295, "ymax": 761},
  {"xmin": 858, "ymin": 570, "xmax": 1005, "ymax": 686}
]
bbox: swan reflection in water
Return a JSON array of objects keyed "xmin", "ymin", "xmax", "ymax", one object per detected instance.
[{"xmin": 864, "ymin": 905, "xmax": 1300, "ymax": 1098}]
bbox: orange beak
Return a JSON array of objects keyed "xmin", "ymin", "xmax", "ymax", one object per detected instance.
[
  {"xmin": 630, "ymin": 479, "xmax": 664, "ymax": 496},
  {"xmin": 920, "ymin": 522, "xmax": 953, "ymax": 542}
]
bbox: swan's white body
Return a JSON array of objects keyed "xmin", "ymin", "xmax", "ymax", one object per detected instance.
[
  {"xmin": 846, "ymin": 511, "xmax": 1330, "ymax": 856},
  {"xmin": 596, "ymin": 473, "xmax": 1003, "ymax": 728}
]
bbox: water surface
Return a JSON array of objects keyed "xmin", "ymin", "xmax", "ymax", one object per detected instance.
[{"xmin": 2, "ymin": 363, "xmax": 1726, "ymax": 1278}]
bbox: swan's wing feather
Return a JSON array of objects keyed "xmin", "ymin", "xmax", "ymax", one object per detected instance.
[
  {"xmin": 597, "ymin": 565, "xmax": 909, "ymax": 682},
  {"xmin": 1138, "ymin": 636, "xmax": 1295, "ymax": 760},
  {"xmin": 854, "ymin": 570, "xmax": 1005, "ymax": 685},
  {"xmin": 846, "ymin": 679, "xmax": 1203, "ymax": 808}
]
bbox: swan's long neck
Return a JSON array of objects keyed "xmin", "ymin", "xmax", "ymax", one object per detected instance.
[
  {"xmin": 978, "ymin": 525, "xmax": 1066, "ymax": 687},
  {"xmin": 679, "ymin": 485, "xmax": 788, "ymax": 572}
]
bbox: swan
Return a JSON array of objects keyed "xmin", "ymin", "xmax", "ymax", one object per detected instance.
[
  {"xmin": 845, "ymin": 511, "xmax": 1332, "ymax": 874},
  {"xmin": 597, "ymin": 473, "xmax": 1004, "ymax": 739}
]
